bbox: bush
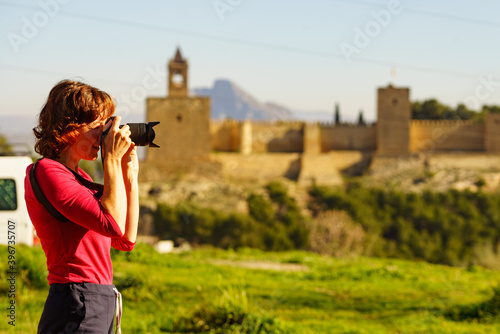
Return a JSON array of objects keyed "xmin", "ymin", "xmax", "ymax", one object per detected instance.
[
  {"xmin": 111, "ymin": 242, "xmax": 165, "ymax": 265},
  {"xmin": 308, "ymin": 183, "xmax": 500, "ymax": 267},
  {"xmin": 113, "ymin": 269, "xmax": 144, "ymax": 291},
  {"xmin": 308, "ymin": 210, "xmax": 365, "ymax": 257},
  {"xmin": 266, "ymin": 181, "xmax": 301, "ymax": 218},
  {"xmin": 16, "ymin": 245, "xmax": 47, "ymax": 289},
  {"xmin": 247, "ymin": 193, "xmax": 275, "ymax": 224},
  {"xmin": 266, "ymin": 181, "xmax": 290, "ymax": 208},
  {"xmin": 446, "ymin": 285, "xmax": 500, "ymax": 323},
  {"xmin": 168, "ymin": 286, "xmax": 290, "ymax": 333},
  {"xmin": 215, "ymin": 212, "xmax": 265, "ymax": 250},
  {"xmin": 0, "ymin": 245, "xmax": 47, "ymax": 293},
  {"xmin": 153, "ymin": 182, "xmax": 310, "ymax": 252}
]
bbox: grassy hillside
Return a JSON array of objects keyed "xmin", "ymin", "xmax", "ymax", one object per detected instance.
[{"xmin": 0, "ymin": 244, "xmax": 499, "ymax": 333}]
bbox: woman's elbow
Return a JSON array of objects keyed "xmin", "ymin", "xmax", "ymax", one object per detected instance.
[{"xmin": 113, "ymin": 237, "xmax": 136, "ymax": 252}]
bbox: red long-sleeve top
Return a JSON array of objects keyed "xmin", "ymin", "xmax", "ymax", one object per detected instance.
[{"xmin": 24, "ymin": 158, "xmax": 135, "ymax": 285}]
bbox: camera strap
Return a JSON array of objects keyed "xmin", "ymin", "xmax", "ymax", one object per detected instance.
[{"xmin": 29, "ymin": 158, "xmax": 104, "ymax": 222}]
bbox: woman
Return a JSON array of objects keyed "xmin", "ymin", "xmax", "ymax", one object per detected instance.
[{"xmin": 24, "ymin": 80, "xmax": 139, "ymax": 333}]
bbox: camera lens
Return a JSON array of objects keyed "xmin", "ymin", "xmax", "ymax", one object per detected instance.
[
  {"xmin": 127, "ymin": 122, "xmax": 160, "ymax": 147},
  {"xmin": 101, "ymin": 118, "xmax": 160, "ymax": 147}
]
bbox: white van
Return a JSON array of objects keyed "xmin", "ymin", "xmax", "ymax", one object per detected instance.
[{"xmin": 0, "ymin": 155, "xmax": 34, "ymax": 246}]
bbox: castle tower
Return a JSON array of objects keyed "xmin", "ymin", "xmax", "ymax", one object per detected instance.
[
  {"xmin": 168, "ymin": 47, "xmax": 188, "ymax": 97},
  {"xmin": 141, "ymin": 47, "xmax": 218, "ymax": 181},
  {"xmin": 377, "ymin": 84, "xmax": 411, "ymax": 154},
  {"xmin": 485, "ymin": 112, "xmax": 500, "ymax": 151}
]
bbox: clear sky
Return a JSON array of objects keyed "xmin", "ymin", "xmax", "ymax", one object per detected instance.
[{"xmin": 1, "ymin": 0, "xmax": 500, "ymax": 125}]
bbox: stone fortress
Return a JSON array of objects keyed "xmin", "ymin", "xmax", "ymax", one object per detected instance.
[{"xmin": 140, "ymin": 48, "xmax": 500, "ymax": 186}]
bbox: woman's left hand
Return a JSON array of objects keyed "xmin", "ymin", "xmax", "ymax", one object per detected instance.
[{"xmin": 122, "ymin": 144, "xmax": 139, "ymax": 186}]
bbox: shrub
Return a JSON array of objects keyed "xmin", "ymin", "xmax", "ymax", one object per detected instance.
[
  {"xmin": 247, "ymin": 193, "xmax": 275, "ymax": 224},
  {"xmin": 0, "ymin": 245, "xmax": 48, "ymax": 292},
  {"xmin": 475, "ymin": 177, "xmax": 486, "ymax": 189},
  {"xmin": 308, "ymin": 210, "xmax": 365, "ymax": 257},
  {"xmin": 308, "ymin": 183, "xmax": 500, "ymax": 267},
  {"xmin": 266, "ymin": 181, "xmax": 301, "ymax": 220},
  {"xmin": 263, "ymin": 222, "xmax": 294, "ymax": 251},
  {"xmin": 168, "ymin": 286, "xmax": 290, "ymax": 333},
  {"xmin": 265, "ymin": 181, "xmax": 310, "ymax": 249},
  {"xmin": 153, "ymin": 202, "xmax": 180, "ymax": 242},
  {"xmin": 215, "ymin": 212, "xmax": 265, "ymax": 250},
  {"xmin": 16, "ymin": 245, "xmax": 47, "ymax": 289},
  {"xmin": 111, "ymin": 242, "xmax": 165, "ymax": 265},
  {"xmin": 266, "ymin": 181, "xmax": 290, "ymax": 207},
  {"xmin": 445, "ymin": 285, "xmax": 500, "ymax": 323},
  {"xmin": 113, "ymin": 269, "xmax": 144, "ymax": 291},
  {"xmin": 152, "ymin": 181, "xmax": 310, "ymax": 252}
]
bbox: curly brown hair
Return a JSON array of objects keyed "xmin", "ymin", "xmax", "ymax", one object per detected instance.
[{"xmin": 33, "ymin": 80, "xmax": 115, "ymax": 159}]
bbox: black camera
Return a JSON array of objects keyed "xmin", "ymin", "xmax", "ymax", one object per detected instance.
[{"xmin": 102, "ymin": 117, "xmax": 160, "ymax": 148}]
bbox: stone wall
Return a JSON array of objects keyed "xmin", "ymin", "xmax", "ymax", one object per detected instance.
[
  {"xmin": 410, "ymin": 120, "xmax": 484, "ymax": 152},
  {"xmin": 210, "ymin": 119, "xmax": 240, "ymax": 152},
  {"xmin": 139, "ymin": 160, "xmax": 222, "ymax": 182},
  {"xmin": 251, "ymin": 121, "xmax": 304, "ymax": 153},
  {"xmin": 210, "ymin": 151, "xmax": 372, "ymax": 186},
  {"xmin": 210, "ymin": 121, "xmax": 305, "ymax": 153},
  {"xmin": 146, "ymin": 97, "xmax": 211, "ymax": 162},
  {"xmin": 209, "ymin": 121, "xmax": 377, "ymax": 153},
  {"xmin": 206, "ymin": 116, "xmax": 500, "ymax": 156},
  {"xmin": 320, "ymin": 124, "xmax": 376, "ymax": 151},
  {"xmin": 429, "ymin": 152, "xmax": 500, "ymax": 170},
  {"xmin": 298, "ymin": 154, "xmax": 343, "ymax": 186},
  {"xmin": 210, "ymin": 152, "xmax": 302, "ymax": 181}
]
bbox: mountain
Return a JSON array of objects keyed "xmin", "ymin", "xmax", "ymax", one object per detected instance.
[
  {"xmin": 192, "ymin": 79, "xmax": 294, "ymax": 121},
  {"xmin": 292, "ymin": 110, "xmax": 336, "ymax": 123}
]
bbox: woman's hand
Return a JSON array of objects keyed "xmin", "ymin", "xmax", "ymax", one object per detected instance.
[
  {"xmin": 102, "ymin": 116, "xmax": 133, "ymax": 161},
  {"xmin": 122, "ymin": 144, "xmax": 139, "ymax": 186},
  {"xmin": 100, "ymin": 116, "xmax": 139, "ymax": 239}
]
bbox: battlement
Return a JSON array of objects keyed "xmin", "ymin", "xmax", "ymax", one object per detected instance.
[
  {"xmin": 411, "ymin": 120, "xmax": 477, "ymax": 127},
  {"xmin": 211, "ymin": 118, "xmax": 244, "ymax": 126},
  {"xmin": 249, "ymin": 119, "xmax": 305, "ymax": 126},
  {"xmin": 319, "ymin": 122, "xmax": 375, "ymax": 128}
]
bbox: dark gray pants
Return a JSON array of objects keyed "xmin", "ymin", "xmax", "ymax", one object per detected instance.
[{"xmin": 37, "ymin": 282, "xmax": 116, "ymax": 334}]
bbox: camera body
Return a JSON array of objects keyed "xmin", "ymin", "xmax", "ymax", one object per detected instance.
[{"xmin": 102, "ymin": 117, "xmax": 160, "ymax": 148}]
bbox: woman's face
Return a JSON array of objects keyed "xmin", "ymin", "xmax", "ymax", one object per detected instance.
[{"xmin": 70, "ymin": 117, "xmax": 110, "ymax": 161}]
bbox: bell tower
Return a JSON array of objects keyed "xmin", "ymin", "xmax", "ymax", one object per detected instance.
[{"xmin": 168, "ymin": 47, "xmax": 188, "ymax": 97}]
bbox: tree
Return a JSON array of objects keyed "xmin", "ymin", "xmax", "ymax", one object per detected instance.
[
  {"xmin": 412, "ymin": 99, "xmax": 478, "ymax": 121},
  {"xmin": 479, "ymin": 105, "xmax": 500, "ymax": 122},
  {"xmin": 482, "ymin": 105, "xmax": 500, "ymax": 114},
  {"xmin": 412, "ymin": 99, "xmax": 449, "ymax": 120},
  {"xmin": 334, "ymin": 103, "xmax": 340, "ymax": 124},
  {"xmin": 0, "ymin": 134, "xmax": 12, "ymax": 155},
  {"xmin": 357, "ymin": 110, "xmax": 365, "ymax": 125},
  {"xmin": 454, "ymin": 103, "xmax": 476, "ymax": 120}
]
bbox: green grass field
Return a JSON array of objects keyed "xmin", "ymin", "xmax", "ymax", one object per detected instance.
[{"xmin": 1, "ymin": 243, "xmax": 499, "ymax": 333}]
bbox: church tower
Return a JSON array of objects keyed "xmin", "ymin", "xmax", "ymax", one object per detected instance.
[{"xmin": 168, "ymin": 47, "xmax": 188, "ymax": 97}]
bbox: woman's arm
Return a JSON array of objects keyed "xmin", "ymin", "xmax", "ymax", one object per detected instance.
[
  {"xmin": 100, "ymin": 117, "xmax": 135, "ymax": 236},
  {"xmin": 31, "ymin": 160, "xmax": 123, "ymax": 238},
  {"xmin": 121, "ymin": 145, "xmax": 139, "ymax": 243}
]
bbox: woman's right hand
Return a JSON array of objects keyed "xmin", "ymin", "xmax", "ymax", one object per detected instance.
[
  {"xmin": 102, "ymin": 116, "xmax": 133, "ymax": 161},
  {"xmin": 100, "ymin": 116, "xmax": 134, "ymax": 236}
]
